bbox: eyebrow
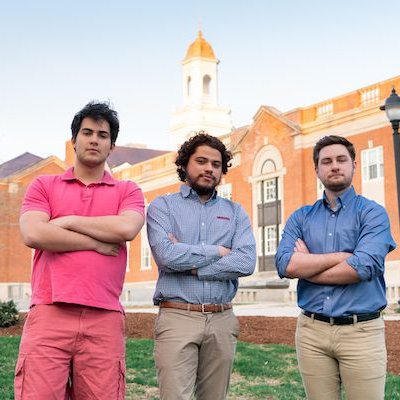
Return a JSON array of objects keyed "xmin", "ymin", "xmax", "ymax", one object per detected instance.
[{"xmin": 81, "ymin": 128, "xmax": 110, "ymax": 135}]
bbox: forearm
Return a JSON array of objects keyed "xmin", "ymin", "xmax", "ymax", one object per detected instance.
[
  {"xmin": 50, "ymin": 212, "xmax": 144, "ymax": 243},
  {"xmin": 286, "ymin": 251, "xmax": 352, "ymax": 279},
  {"xmin": 306, "ymin": 261, "xmax": 360, "ymax": 285},
  {"xmin": 22, "ymin": 221, "xmax": 100, "ymax": 252},
  {"xmin": 196, "ymin": 244, "xmax": 256, "ymax": 281},
  {"xmin": 151, "ymin": 241, "xmax": 220, "ymax": 271}
]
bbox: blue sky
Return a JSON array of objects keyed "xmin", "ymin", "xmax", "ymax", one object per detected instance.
[{"xmin": 0, "ymin": 0, "xmax": 399, "ymax": 163}]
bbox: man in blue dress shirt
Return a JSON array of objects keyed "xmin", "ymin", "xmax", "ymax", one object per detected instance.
[
  {"xmin": 276, "ymin": 135, "xmax": 396, "ymax": 400},
  {"xmin": 147, "ymin": 132, "xmax": 256, "ymax": 400}
]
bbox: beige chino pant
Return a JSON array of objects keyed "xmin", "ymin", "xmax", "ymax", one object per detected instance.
[
  {"xmin": 296, "ymin": 313, "xmax": 386, "ymax": 400},
  {"xmin": 154, "ymin": 307, "xmax": 239, "ymax": 400}
]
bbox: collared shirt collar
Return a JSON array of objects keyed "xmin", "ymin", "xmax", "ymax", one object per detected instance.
[
  {"xmin": 180, "ymin": 184, "xmax": 217, "ymax": 202},
  {"xmin": 323, "ymin": 186, "xmax": 356, "ymax": 210},
  {"xmin": 61, "ymin": 167, "xmax": 116, "ymax": 186}
]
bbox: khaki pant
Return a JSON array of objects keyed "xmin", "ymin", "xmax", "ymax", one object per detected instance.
[
  {"xmin": 154, "ymin": 307, "xmax": 239, "ymax": 400},
  {"xmin": 296, "ymin": 313, "xmax": 386, "ymax": 400}
]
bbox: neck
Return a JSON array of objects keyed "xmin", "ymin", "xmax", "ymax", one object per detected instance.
[
  {"xmin": 325, "ymin": 186, "xmax": 350, "ymax": 208},
  {"xmin": 73, "ymin": 162, "xmax": 105, "ymax": 185}
]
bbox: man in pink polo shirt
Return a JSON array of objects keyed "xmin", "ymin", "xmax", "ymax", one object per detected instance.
[{"xmin": 14, "ymin": 101, "xmax": 145, "ymax": 399}]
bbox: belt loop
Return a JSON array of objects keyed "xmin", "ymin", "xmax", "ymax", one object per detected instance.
[
  {"xmin": 353, "ymin": 314, "xmax": 357, "ymax": 324},
  {"xmin": 311, "ymin": 313, "xmax": 315, "ymax": 322},
  {"xmin": 187, "ymin": 303, "xmax": 191, "ymax": 312},
  {"xmin": 220, "ymin": 304, "xmax": 224, "ymax": 312},
  {"xmin": 329, "ymin": 317, "xmax": 334, "ymax": 326}
]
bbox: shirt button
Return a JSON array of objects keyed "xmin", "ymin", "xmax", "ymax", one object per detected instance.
[
  {"xmin": 326, "ymin": 296, "xmax": 330, "ymax": 300},
  {"xmin": 201, "ymin": 222, "xmax": 205, "ymax": 226},
  {"xmin": 331, "ymin": 214, "xmax": 335, "ymax": 218},
  {"xmin": 328, "ymin": 233, "xmax": 332, "ymax": 236},
  {"xmin": 202, "ymin": 242, "xmax": 205, "ymax": 245}
]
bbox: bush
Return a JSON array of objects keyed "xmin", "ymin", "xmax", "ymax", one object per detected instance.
[{"xmin": 0, "ymin": 300, "xmax": 19, "ymax": 327}]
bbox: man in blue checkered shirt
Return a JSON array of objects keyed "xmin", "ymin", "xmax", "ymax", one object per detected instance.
[{"xmin": 147, "ymin": 132, "xmax": 256, "ymax": 400}]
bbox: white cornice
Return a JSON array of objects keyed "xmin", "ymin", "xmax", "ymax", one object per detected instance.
[{"xmin": 295, "ymin": 111, "xmax": 389, "ymax": 150}]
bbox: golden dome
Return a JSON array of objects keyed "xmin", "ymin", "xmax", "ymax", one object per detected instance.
[{"xmin": 183, "ymin": 31, "xmax": 217, "ymax": 62}]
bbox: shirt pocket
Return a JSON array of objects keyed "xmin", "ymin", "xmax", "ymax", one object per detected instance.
[{"xmin": 338, "ymin": 228, "xmax": 359, "ymax": 252}]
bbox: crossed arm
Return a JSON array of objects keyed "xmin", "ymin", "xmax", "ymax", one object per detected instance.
[
  {"xmin": 20, "ymin": 210, "xmax": 144, "ymax": 256},
  {"xmin": 286, "ymin": 239, "xmax": 359, "ymax": 285}
]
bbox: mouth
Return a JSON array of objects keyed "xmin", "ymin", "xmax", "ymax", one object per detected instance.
[
  {"xmin": 86, "ymin": 148, "xmax": 99, "ymax": 153},
  {"xmin": 201, "ymin": 175, "xmax": 215, "ymax": 182}
]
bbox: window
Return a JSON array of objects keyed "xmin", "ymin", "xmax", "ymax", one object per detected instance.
[
  {"xmin": 141, "ymin": 223, "xmax": 152, "ymax": 270},
  {"xmin": 258, "ymin": 225, "xmax": 277, "ymax": 256},
  {"xmin": 362, "ymin": 146, "xmax": 383, "ymax": 181},
  {"xmin": 203, "ymin": 75, "xmax": 211, "ymax": 95},
  {"xmin": 257, "ymin": 177, "xmax": 281, "ymax": 272},
  {"xmin": 218, "ymin": 183, "xmax": 232, "ymax": 200},
  {"xmin": 187, "ymin": 76, "xmax": 192, "ymax": 96},
  {"xmin": 316, "ymin": 179, "xmax": 324, "ymax": 199}
]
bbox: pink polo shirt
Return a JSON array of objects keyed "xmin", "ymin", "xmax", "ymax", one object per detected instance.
[{"xmin": 21, "ymin": 168, "xmax": 145, "ymax": 312}]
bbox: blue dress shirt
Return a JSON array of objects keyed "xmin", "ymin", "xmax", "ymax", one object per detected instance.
[
  {"xmin": 147, "ymin": 185, "xmax": 256, "ymax": 305},
  {"xmin": 275, "ymin": 186, "xmax": 396, "ymax": 316}
]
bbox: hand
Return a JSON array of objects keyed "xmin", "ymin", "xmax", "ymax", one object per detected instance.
[
  {"xmin": 294, "ymin": 239, "xmax": 309, "ymax": 254},
  {"xmin": 95, "ymin": 241, "xmax": 121, "ymax": 256},
  {"xmin": 218, "ymin": 246, "xmax": 231, "ymax": 256}
]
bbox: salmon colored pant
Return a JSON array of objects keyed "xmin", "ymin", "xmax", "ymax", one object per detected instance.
[{"xmin": 14, "ymin": 304, "xmax": 126, "ymax": 400}]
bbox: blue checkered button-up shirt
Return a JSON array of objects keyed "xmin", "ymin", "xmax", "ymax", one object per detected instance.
[{"xmin": 147, "ymin": 185, "xmax": 256, "ymax": 305}]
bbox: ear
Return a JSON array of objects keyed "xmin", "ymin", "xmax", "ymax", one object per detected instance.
[
  {"xmin": 71, "ymin": 138, "xmax": 76, "ymax": 151},
  {"xmin": 108, "ymin": 143, "xmax": 115, "ymax": 155}
]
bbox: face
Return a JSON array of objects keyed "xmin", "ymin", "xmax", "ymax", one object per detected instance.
[
  {"xmin": 316, "ymin": 144, "xmax": 356, "ymax": 193},
  {"xmin": 185, "ymin": 145, "xmax": 223, "ymax": 197},
  {"xmin": 72, "ymin": 117, "xmax": 114, "ymax": 168}
]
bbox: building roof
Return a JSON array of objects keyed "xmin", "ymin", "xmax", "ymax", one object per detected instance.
[
  {"xmin": 0, "ymin": 152, "xmax": 44, "ymax": 179},
  {"xmin": 108, "ymin": 146, "xmax": 170, "ymax": 168},
  {"xmin": 183, "ymin": 30, "xmax": 217, "ymax": 62}
]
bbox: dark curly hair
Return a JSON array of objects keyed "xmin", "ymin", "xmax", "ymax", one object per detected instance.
[
  {"xmin": 175, "ymin": 132, "xmax": 233, "ymax": 182},
  {"xmin": 71, "ymin": 101, "xmax": 119, "ymax": 145},
  {"xmin": 313, "ymin": 135, "xmax": 355, "ymax": 168}
]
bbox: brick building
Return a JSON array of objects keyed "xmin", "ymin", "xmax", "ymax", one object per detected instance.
[{"xmin": 1, "ymin": 32, "xmax": 400, "ymax": 308}]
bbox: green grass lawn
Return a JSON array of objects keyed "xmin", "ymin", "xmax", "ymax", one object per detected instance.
[{"xmin": 1, "ymin": 337, "xmax": 400, "ymax": 399}]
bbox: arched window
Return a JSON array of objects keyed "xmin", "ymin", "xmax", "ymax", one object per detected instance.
[
  {"xmin": 251, "ymin": 146, "xmax": 284, "ymax": 273},
  {"xmin": 203, "ymin": 75, "xmax": 211, "ymax": 95}
]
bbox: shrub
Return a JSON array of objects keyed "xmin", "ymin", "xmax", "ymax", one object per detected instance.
[{"xmin": 0, "ymin": 300, "xmax": 19, "ymax": 327}]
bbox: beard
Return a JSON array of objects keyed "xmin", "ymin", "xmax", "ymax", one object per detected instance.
[
  {"xmin": 321, "ymin": 174, "xmax": 353, "ymax": 193},
  {"xmin": 186, "ymin": 173, "xmax": 220, "ymax": 197}
]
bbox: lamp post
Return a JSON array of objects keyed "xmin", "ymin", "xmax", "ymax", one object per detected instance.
[{"xmin": 380, "ymin": 87, "xmax": 400, "ymax": 223}]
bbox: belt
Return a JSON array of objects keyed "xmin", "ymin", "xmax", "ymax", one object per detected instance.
[
  {"xmin": 159, "ymin": 301, "xmax": 232, "ymax": 313},
  {"xmin": 303, "ymin": 310, "xmax": 381, "ymax": 325}
]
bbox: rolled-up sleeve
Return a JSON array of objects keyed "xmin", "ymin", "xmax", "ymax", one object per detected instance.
[{"xmin": 346, "ymin": 204, "xmax": 396, "ymax": 281}]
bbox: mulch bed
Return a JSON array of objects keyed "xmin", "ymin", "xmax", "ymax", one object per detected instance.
[{"xmin": 2, "ymin": 313, "xmax": 399, "ymax": 375}]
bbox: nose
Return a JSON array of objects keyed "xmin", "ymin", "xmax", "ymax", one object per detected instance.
[
  {"xmin": 205, "ymin": 162, "xmax": 215, "ymax": 174},
  {"xmin": 89, "ymin": 134, "xmax": 99, "ymax": 145}
]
